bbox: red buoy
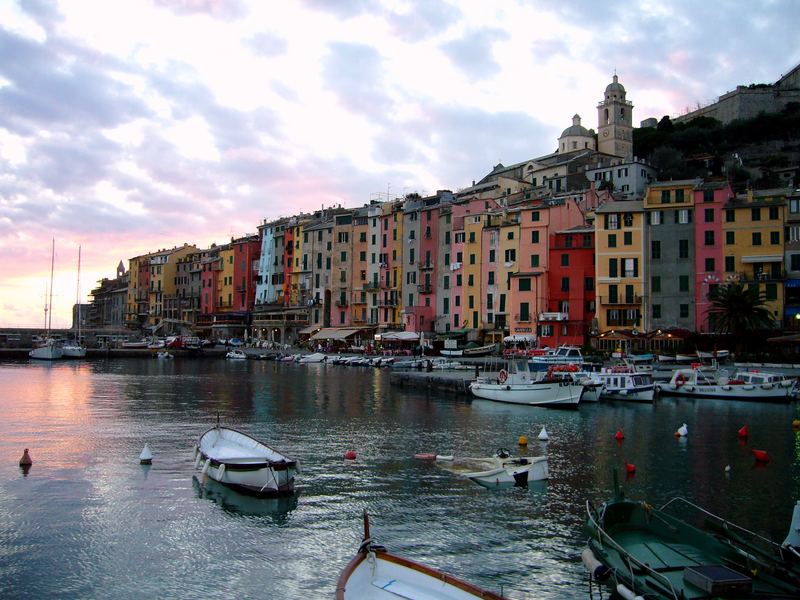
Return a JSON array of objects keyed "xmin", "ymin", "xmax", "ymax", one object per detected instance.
[
  {"xmin": 738, "ymin": 425, "xmax": 749, "ymax": 438},
  {"xmin": 625, "ymin": 463, "xmax": 636, "ymax": 473},
  {"xmin": 752, "ymin": 448, "xmax": 770, "ymax": 463},
  {"xmin": 614, "ymin": 429, "xmax": 625, "ymax": 441},
  {"xmin": 19, "ymin": 448, "xmax": 32, "ymax": 467},
  {"xmin": 344, "ymin": 450, "xmax": 357, "ymax": 460}
]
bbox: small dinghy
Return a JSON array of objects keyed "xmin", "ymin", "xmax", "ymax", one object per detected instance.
[
  {"xmin": 336, "ymin": 512, "xmax": 505, "ymax": 599},
  {"xmin": 194, "ymin": 423, "xmax": 298, "ymax": 497},
  {"xmin": 461, "ymin": 448, "xmax": 548, "ymax": 488}
]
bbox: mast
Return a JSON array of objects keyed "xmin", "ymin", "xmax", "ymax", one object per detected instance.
[
  {"xmin": 76, "ymin": 245, "xmax": 81, "ymax": 341},
  {"xmin": 47, "ymin": 238, "xmax": 55, "ymax": 334}
]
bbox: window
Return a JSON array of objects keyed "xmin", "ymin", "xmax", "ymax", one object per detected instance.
[
  {"xmin": 725, "ymin": 256, "xmax": 735, "ymax": 272},
  {"xmin": 676, "ymin": 209, "xmax": 692, "ymax": 224},
  {"xmin": 468, "ymin": 296, "xmax": 474, "ymax": 309},
  {"xmin": 705, "ymin": 257, "xmax": 715, "ymax": 272},
  {"xmin": 752, "ymin": 208, "xmax": 761, "ymax": 221},
  {"xmin": 623, "ymin": 258, "xmax": 638, "ymax": 277},
  {"xmin": 705, "ymin": 208, "xmax": 714, "ymax": 223},
  {"xmin": 651, "ymin": 240, "xmax": 661, "ymax": 259},
  {"xmin": 649, "ymin": 211, "xmax": 662, "ymax": 225},
  {"xmin": 678, "ymin": 239, "xmax": 689, "ymax": 259},
  {"xmin": 488, "ymin": 271, "xmax": 495, "ymax": 285},
  {"xmin": 561, "ymin": 254, "xmax": 569, "ymax": 266},
  {"xmin": 766, "ymin": 283, "xmax": 777, "ymax": 301},
  {"xmin": 507, "ymin": 231, "xmax": 514, "ymax": 240},
  {"xmin": 652, "ymin": 304, "xmax": 661, "ymax": 318},
  {"xmin": 564, "ymin": 235, "xmax": 573, "ymax": 248},
  {"xmin": 726, "ymin": 231, "xmax": 735, "ymax": 244},
  {"xmin": 486, "ymin": 293, "xmax": 493, "ymax": 309},
  {"xmin": 469, "ymin": 254, "xmax": 476, "ymax": 265},
  {"xmin": 608, "ymin": 234, "xmax": 617, "ymax": 248},
  {"xmin": 725, "ymin": 209, "xmax": 735, "ymax": 222},
  {"xmin": 489, "ymin": 249, "xmax": 496, "ymax": 262},
  {"xmin": 752, "ymin": 232, "xmax": 762, "ymax": 246},
  {"xmin": 468, "ymin": 231, "xmax": 475, "ymax": 243},
  {"xmin": 609, "ymin": 258, "xmax": 618, "ymax": 277},
  {"xmin": 584, "ymin": 277, "xmax": 594, "ymax": 291},
  {"xmin": 607, "ymin": 214, "xmax": 619, "ymax": 230},
  {"xmin": 504, "ymin": 249, "xmax": 516, "ymax": 262},
  {"xmin": 623, "ymin": 213, "xmax": 633, "ymax": 227},
  {"xmin": 443, "ymin": 275, "xmax": 450, "ymax": 289},
  {"xmin": 561, "ymin": 277, "xmax": 569, "ymax": 292},
  {"xmin": 791, "ymin": 198, "xmax": 800, "ymax": 214},
  {"xmin": 675, "ymin": 189, "xmax": 685, "ymax": 202},
  {"xmin": 704, "ymin": 230, "xmax": 715, "ymax": 246},
  {"xmin": 703, "ymin": 189, "xmax": 714, "ymax": 202},
  {"xmin": 679, "ymin": 304, "xmax": 689, "ymax": 318},
  {"xmin": 467, "ymin": 274, "xmax": 474, "ymax": 286},
  {"xmin": 455, "ymin": 296, "xmax": 461, "ymax": 307},
  {"xmin": 661, "ymin": 190, "xmax": 671, "ymax": 204},
  {"xmin": 789, "ymin": 226, "xmax": 800, "ymax": 242},
  {"xmin": 531, "ymin": 231, "xmax": 540, "ymax": 243},
  {"xmin": 519, "ymin": 278, "xmax": 531, "ymax": 291},
  {"xmin": 623, "ymin": 231, "xmax": 632, "ymax": 246},
  {"xmin": 530, "ymin": 254, "xmax": 539, "ymax": 267},
  {"xmin": 679, "ymin": 275, "xmax": 689, "ymax": 292},
  {"xmin": 531, "ymin": 211, "xmax": 540, "ymax": 222},
  {"xmin": 456, "ymin": 274, "xmax": 462, "ymax": 286},
  {"xmin": 443, "ymin": 297, "xmax": 449, "ymax": 314},
  {"xmin": 792, "ymin": 254, "xmax": 800, "ymax": 271},
  {"xmin": 770, "ymin": 231, "xmax": 780, "ymax": 245},
  {"xmin": 519, "ymin": 302, "xmax": 530, "ymax": 321},
  {"xmin": 651, "ymin": 276, "xmax": 661, "ymax": 293}
]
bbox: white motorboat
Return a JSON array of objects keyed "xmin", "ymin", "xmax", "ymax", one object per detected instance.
[
  {"xmin": 298, "ymin": 352, "xmax": 327, "ymax": 363},
  {"xmin": 469, "ymin": 359, "xmax": 584, "ymax": 408},
  {"xmin": 596, "ymin": 366, "xmax": 655, "ymax": 402},
  {"xmin": 544, "ymin": 364, "xmax": 602, "ymax": 402},
  {"xmin": 155, "ymin": 351, "xmax": 173, "ymax": 359},
  {"xmin": 529, "ymin": 344, "xmax": 585, "ymax": 367},
  {"xmin": 336, "ymin": 513, "xmax": 504, "ymax": 600},
  {"xmin": 121, "ymin": 339, "xmax": 149, "ymax": 349},
  {"xmin": 461, "ymin": 451, "xmax": 548, "ymax": 488},
  {"xmin": 656, "ymin": 367, "xmax": 795, "ymax": 401},
  {"xmin": 226, "ymin": 349, "xmax": 247, "ymax": 360},
  {"xmin": 194, "ymin": 424, "xmax": 298, "ymax": 497}
]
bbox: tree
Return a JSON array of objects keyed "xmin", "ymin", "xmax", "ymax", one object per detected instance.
[
  {"xmin": 707, "ymin": 283, "xmax": 774, "ymax": 355},
  {"xmin": 650, "ymin": 146, "xmax": 687, "ymax": 179}
]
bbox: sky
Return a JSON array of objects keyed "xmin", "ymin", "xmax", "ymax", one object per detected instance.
[{"xmin": 1, "ymin": 0, "xmax": 799, "ymax": 328}]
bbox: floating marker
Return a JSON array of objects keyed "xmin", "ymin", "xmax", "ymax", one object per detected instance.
[
  {"xmin": 625, "ymin": 463, "xmax": 636, "ymax": 474},
  {"xmin": 725, "ymin": 464, "xmax": 731, "ymax": 472},
  {"xmin": 344, "ymin": 450, "xmax": 357, "ymax": 460},
  {"xmin": 738, "ymin": 424, "xmax": 749, "ymax": 438},
  {"xmin": 413, "ymin": 453, "xmax": 436, "ymax": 460},
  {"xmin": 615, "ymin": 429, "xmax": 625, "ymax": 441},
  {"xmin": 752, "ymin": 448, "xmax": 771, "ymax": 463},
  {"xmin": 676, "ymin": 423, "xmax": 688, "ymax": 437},
  {"xmin": 793, "ymin": 419, "xmax": 800, "ymax": 430},
  {"xmin": 139, "ymin": 443, "xmax": 153, "ymax": 465},
  {"xmin": 19, "ymin": 448, "xmax": 32, "ymax": 467},
  {"xmin": 538, "ymin": 426, "xmax": 549, "ymax": 441},
  {"xmin": 518, "ymin": 434, "xmax": 528, "ymax": 446}
]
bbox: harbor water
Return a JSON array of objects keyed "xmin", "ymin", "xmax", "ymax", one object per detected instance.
[{"xmin": 1, "ymin": 358, "xmax": 799, "ymax": 599}]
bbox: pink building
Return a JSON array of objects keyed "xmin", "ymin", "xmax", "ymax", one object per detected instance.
[{"xmin": 694, "ymin": 180, "xmax": 732, "ymax": 332}]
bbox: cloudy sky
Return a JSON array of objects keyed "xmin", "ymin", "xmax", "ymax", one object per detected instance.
[{"xmin": 1, "ymin": 0, "xmax": 799, "ymax": 328}]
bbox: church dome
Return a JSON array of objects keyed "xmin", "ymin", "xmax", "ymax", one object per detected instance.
[
  {"xmin": 605, "ymin": 74, "xmax": 626, "ymax": 98},
  {"xmin": 560, "ymin": 114, "xmax": 592, "ymax": 139}
]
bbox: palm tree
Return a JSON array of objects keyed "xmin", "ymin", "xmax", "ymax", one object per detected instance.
[{"xmin": 707, "ymin": 283, "xmax": 774, "ymax": 355}]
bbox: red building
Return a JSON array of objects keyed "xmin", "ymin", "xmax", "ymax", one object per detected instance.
[
  {"xmin": 541, "ymin": 225, "xmax": 595, "ymax": 347},
  {"xmin": 231, "ymin": 235, "xmax": 261, "ymax": 312}
]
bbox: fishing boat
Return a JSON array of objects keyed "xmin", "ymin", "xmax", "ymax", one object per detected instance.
[
  {"xmin": 469, "ymin": 359, "xmax": 584, "ymax": 408},
  {"xmin": 583, "ymin": 473, "xmax": 800, "ymax": 599},
  {"xmin": 657, "ymin": 366, "xmax": 795, "ymax": 401},
  {"xmin": 336, "ymin": 512, "xmax": 505, "ymax": 600},
  {"xmin": 194, "ymin": 423, "xmax": 298, "ymax": 497},
  {"xmin": 29, "ymin": 239, "xmax": 63, "ymax": 361},
  {"xmin": 596, "ymin": 365, "xmax": 655, "ymax": 402},
  {"xmin": 62, "ymin": 246, "xmax": 87, "ymax": 358},
  {"xmin": 461, "ymin": 450, "xmax": 548, "ymax": 488}
]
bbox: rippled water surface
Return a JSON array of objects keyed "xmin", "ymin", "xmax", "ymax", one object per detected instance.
[{"xmin": 1, "ymin": 358, "xmax": 799, "ymax": 599}]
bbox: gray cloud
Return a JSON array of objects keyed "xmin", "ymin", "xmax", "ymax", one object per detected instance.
[
  {"xmin": 153, "ymin": 0, "xmax": 248, "ymax": 20},
  {"xmin": 385, "ymin": 1, "xmax": 462, "ymax": 42},
  {"xmin": 246, "ymin": 32, "xmax": 288, "ymax": 57},
  {"xmin": 299, "ymin": 0, "xmax": 376, "ymax": 20},
  {"xmin": 321, "ymin": 42, "xmax": 394, "ymax": 121},
  {"xmin": 441, "ymin": 28, "xmax": 510, "ymax": 80}
]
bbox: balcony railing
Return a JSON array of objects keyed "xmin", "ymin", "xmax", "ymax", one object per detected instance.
[
  {"xmin": 599, "ymin": 295, "xmax": 643, "ymax": 305},
  {"xmin": 335, "ymin": 300, "xmax": 348, "ymax": 307},
  {"xmin": 417, "ymin": 284, "xmax": 433, "ymax": 294},
  {"xmin": 418, "ymin": 262, "xmax": 434, "ymax": 270},
  {"xmin": 514, "ymin": 314, "xmax": 532, "ymax": 322},
  {"xmin": 538, "ymin": 311, "xmax": 568, "ymax": 321}
]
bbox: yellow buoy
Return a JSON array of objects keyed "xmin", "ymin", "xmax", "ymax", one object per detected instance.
[
  {"xmin": 518, "ymin": 435, "xmax": 528, "ymax": 446},
  {"xmin": 793, "ymin": 419, "xmax": 800, "ymax": 429},
  {"xmin": 19, "ymin": 448, "xmax": 32, "ymax": 467}
]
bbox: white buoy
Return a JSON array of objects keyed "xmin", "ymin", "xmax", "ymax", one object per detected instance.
[
  {"xmin": 677, "ymin": 423, "xmax": 688, "ymax": 437},
  {"xmin": 725, "ymin": 464, "xmax": 731, "ymax": 472},
  {"xmin": 538, "ymin": 426, "xmax": 549, "ymax": 441},
  {"xmin": 139, "ymin": 443, "xmax": 153, "ymax": 465}
]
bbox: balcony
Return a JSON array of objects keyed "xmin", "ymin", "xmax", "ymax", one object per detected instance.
[
  {"xmin": 378, "ymin": 299, "xmax": 397, "ymax": 307},
  {"xmin": 335, "ymin": 300, "xmax": 349, "ymax": 307},
  {"xmin": 418, "ymin": 262, "xmax": 434, "ymax": 271},
  {"xmin": 538, "ymin": 311, "xmax": 568, "ymax": 321},
  {"xmin": 351, "ymin": 297, "xmax": 368, "ymax": 305},
  {"xmin": 364, "ymin": 281, "xmax": 380, "ymax": 291},
  {"xmin": 514, "ymin": 314, "xmax": 532, "ymax": 322},
  {"xmin": 599, "ymin": 295, "xmax": 643, "ymax": 305},
  {"xmin": 417, "ymin": 284, "xmax": 433, "ymax": 294}
]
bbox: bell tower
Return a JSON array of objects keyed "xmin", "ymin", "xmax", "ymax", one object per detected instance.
[{"xmin": 597, "ymin": 74, "xmax": 633, "ymax": 160}]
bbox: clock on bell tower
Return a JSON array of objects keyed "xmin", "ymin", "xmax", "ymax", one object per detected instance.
[{"xmin": 597, "ymin": 74, "xmax": 633, "ymax": 160}]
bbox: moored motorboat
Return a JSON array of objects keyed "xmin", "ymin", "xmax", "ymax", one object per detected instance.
[
  {"xmin": 596, "ymin": 365, "xmax": 655, "ymax": 402},
  {"xmin": 584, "ymin": 474, "xmax": 800, "ymax": 599},
  {"xmin": 226, "ymin": 349, "xmax": 247, "ymax": 360},
  {"xmin": 336, "ymin": 512, "xmax": 505, "ymax": 600},
  {"xmin": 194, "ymin": 423, "xmax": 298, "ymax": 497},
  {"xmin": 470, "ymin": 359, "xmax": 583, "ymax": 408},
  {"xmin": 298, "ymin": 352, "xmax": 327, "ymax": 363},
  {"xmin": 545, "ymin": 364, "xmax": 602, "ymax": 402},
  {"xmin": 656, "ymin": 367, "xmax": 795, "ymax": 401},
  {"xmin": 529, "ymin": 344, "xmax": 585, "ymax": 367}
]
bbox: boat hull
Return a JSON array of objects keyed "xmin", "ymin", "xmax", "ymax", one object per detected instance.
[
  {"xmin": 195, "ymin": 426, "xmax": 297, "ymax": 497},
  {"xmin": 600, "ymin": 385, "xmax": 655, "ymax": 402},
  {"xmin": 464, "ymin": 456, "xmax": 548, "ymax": 487},
  {"xmin": 657, "ymin": 382, "xmax": 793, "ymax": 401},
  {"xmin": 470, "ymin": 380, "xmax": 582, "ymax": 408},
  {"xmin": 29, "ymin": 341, "xmax": 63, "ymax": 360},
  {"xmin": 61, "ymin": 345, "xmax": 87, "ymax": 358}
]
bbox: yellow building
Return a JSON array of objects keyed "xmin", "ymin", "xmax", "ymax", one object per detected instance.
[
  {"xmin": 218, "ymin": 244, "xmax": 235, "ymax": 311},
  {"xmin": 722, "ymin": 189, "xmax": 786, "ymax": 323},
  {"xmin": 463, "ymin": 212, "xmax": 485, "ymax": 330},
  {"xmin": 147, "ymin": 244, "xmax": 197, "ymax": 325},
  {"xmin": 594, "ymin": 201, "xmax": 646, "ymax": 333}
]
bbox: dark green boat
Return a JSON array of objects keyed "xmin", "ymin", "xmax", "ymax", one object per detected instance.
[{"xmin": 584, "ymin": 475, "xmax": 800, "ymax": 599}]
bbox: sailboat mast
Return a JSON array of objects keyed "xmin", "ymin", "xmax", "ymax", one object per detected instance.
[
  {"xmin": 48, "ymin": 238, "xmax": 55, "ymax": 333},
  {"xmin": 76, "ymin": 245, "xmax": 81, "ymax": 340}
]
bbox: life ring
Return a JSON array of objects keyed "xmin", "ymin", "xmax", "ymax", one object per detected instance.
[
  {"xmin": 675, "ymin": 373, "xmax": 686, "ymax": 388},
  {"xmin": 498, "ymin": 369, "xmax": 508, "ymax": 383}
]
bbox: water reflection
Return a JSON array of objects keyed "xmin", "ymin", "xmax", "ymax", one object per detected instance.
[{"xmin": 192, "ymin": 476, "xmax": 299, "ymax": 523}]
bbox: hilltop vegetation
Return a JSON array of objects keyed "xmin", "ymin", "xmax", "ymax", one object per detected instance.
[{"xmin": 633, "ymin": 103, "xmax": 800, "ymax": 190}]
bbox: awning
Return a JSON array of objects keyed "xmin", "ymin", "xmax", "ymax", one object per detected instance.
[
  {"xmin": 310, "ymin": 328, "xmax": 361, "ymax": 341},
  {"xmin": 504, "ymin": 334, "xmax": 536, "ymax": 344},
  {"xmin": 382, "ymin": 331, "xmax": 420, "ymax": 341},
  {"xmin": 741, "ymin": 255, "xmax": 783, "ymax": 263},
  {"xmin": 299, "ymin": 325, "xmax": 319, "ymax": 335}
]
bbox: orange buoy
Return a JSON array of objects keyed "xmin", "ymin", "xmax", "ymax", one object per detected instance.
[
  {"xmin": 519, "ymin": 435, "xmax": 528, "ymax": 446},
  {"xmin": 344, "ymin": 450, "xmax": 357, "ymax": 460},
  {"xmin": 793, "ymin": 419, "xmax": 800, "ymax": 429},
  {"xmin": 19, "ymin": 448, "xmax": 32, "ymax": 467},
  {"xmin": 752, "ymin": 449, "xmax": 770, "ymax": 463},
  {"xmin": 614, "ymin": 429, "xmax": 625, "ymax": 441},
  {"xmin": 738, "ymin": 424, "xmax": 749, "ymax": 438},
  {"xmin": 625, "ymin": 463, "xmax": 636, "ymax": 473}
]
